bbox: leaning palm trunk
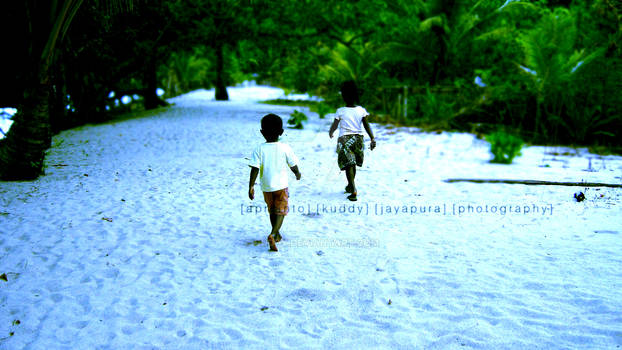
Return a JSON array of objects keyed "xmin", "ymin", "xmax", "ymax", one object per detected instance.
[
  {"xmin": 0, "ymin": 84, "xmax": 52, "ymax": 180},
  {"xmin": 0, "ymin": 0, "xmax": 82, "ymax": 180},
  {"xmin": 0, "ymin": 0, "xmax": 134, "ymax": 180}
]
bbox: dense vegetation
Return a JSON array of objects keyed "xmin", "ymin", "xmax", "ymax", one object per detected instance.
[{"xmin": 1, "ymin": 0, "xmax": 621, "ymax": 180}]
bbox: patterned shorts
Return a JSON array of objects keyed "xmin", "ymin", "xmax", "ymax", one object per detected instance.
[
  {"xmin": 263, "ymin": 188, "xmax": 289, "ymax": 216},
  {"xmin": 337, "ymin": 134, "xmax": 364, "ymax": 170}
]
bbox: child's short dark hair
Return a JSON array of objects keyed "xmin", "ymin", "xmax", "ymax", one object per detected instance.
[
  {"xmin": 261, "ymin": 113, "xmax": 283, "ymax": 138},
  {"xmin": 340, "ymin": 80, "xmax": 360, "ymax": 105}
]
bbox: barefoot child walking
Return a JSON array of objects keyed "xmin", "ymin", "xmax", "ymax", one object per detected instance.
[
  {"xmin": 249, "ymin": 114, "xmax": 301, "ymax": 251},
  {"xmin": 329, "ymin": 80, "xmax": 376, "ymax": 201}
]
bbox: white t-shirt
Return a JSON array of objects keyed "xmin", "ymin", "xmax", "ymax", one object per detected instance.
[
  {"xmin": 335, "ymin": 106, "xmax": 369, "ymax": 137},
  {"xmin": 249, "ymin": 142, "xmax": 299, "ymax": 192}
]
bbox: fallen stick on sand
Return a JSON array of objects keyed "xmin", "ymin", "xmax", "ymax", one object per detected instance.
[{"xmin": 444, "ymin": 178, "xmax": 622, "ymax": 188}]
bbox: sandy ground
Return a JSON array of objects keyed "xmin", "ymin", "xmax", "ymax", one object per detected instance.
[{"xmin": 1, "ymin": 85, "xmax": 621, "ymax": 349}]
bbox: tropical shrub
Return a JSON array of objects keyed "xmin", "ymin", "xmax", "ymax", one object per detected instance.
[
  {"xmin": 312, "ymin": 102, "xmax": 332, "ymax": 119},
  {"xmin": 287, "ymin": 110, "xmax": 308, "ymax": 129},
  {"xmin": 409, "ymin": 88, "xmax": 457, "ymax": 130},
  {"xmin": 486, "ymin": 130, "xmax": 523, "ymax": 164}
]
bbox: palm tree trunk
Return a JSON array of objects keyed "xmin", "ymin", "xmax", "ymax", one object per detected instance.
[
  {"xmin": 0, "ymin": 0, "xmax": 79, "ymax": 180},
  {"xmin": 0, "ymin": 0, "xmax": 136, "ymax": 180},
  {"xmin": 0, "ymin": 83, "xmax": 52, "ymax": 180},
  {"xmin": 534, "ymin": 98, "xmax": 542, "ymax": 142},
  {"xmin": 144, "ymin": 59, "xmax": 164, "ymax": 110},
  {"xmin": 431, "ymin": 25, "xmax": 447, "ymax": 85},
  {"xmin": 215, "ymin": 43, "xmax": 229, "ymax": 101}
]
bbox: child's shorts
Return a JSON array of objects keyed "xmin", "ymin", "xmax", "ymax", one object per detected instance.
[
  {"xmin": 337, "ymin": 134, "xmax": 364, "ymax": 170},
  {"xmin": 263, "ymin": 188, "xmax": 289, "ymax": 215}
]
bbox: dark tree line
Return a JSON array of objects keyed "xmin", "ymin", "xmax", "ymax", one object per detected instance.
[{"xmin": 1, "ymin": 0, "xmax": 621, "ymax": 180}]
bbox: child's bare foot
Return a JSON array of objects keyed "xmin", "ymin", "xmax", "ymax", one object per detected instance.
[
  {"xmin": 267, "ymin": 235, "xmax": 278, "ymax": 251},
  {"xmin": 274, "ymin": 232, "xmax": 282, "ymax": 242}
]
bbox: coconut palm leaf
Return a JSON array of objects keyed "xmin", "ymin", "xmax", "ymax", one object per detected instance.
[
  {"xmin": 498, "ymin": 1, "xmax": 540, "ymax": 13},
  {"xmin": 419, "ymin": 16, "xmax": 448, "ymax": 33},
  {"xmin": 518, "ymin": 8, "xmax": 578, "ymax": 97},
  {"xmin": 319, "ymin": 40, "xmax": 385, "ymax": 84}
]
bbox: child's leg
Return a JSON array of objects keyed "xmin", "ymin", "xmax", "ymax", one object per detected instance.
[
  {"xmin": 267, "ymin": 215, "xmax": 283, "ymax": 251},
  {"xmin": 270, "ymin": 215, "xmax": 284, "ymax": 236},
  {"xmin": 269, "ymin": 213, "xmax": 283, "ymax": 242},
  {"xmin": 346, "ymin": 165, "xmax": 358, "ymax": 201},
  {"xmin": 345, "ymin": 165, "xmax": 356, "ymax": 192},
  {"xmin": 265, "ymin": 188, "xmax": 289, "ymax": 251},
  {"xmin": 346, "ymin": 135, "xmax": 363, "ymax": 201}
]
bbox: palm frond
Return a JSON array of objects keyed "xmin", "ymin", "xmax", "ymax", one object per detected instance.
[
  {"xmin": 474, "ymin": 27, "xmax": 513, "ymax": 42},
  {"xmin": 518, "ymin": 8, "xmax": 581, "ymax": 96},
  {"xmin": 419, "ymin": 16, "xmax": 447, "ymax": 33},
  {"xmin": 376, "ymin": 42, "xmax": 420, "ymax": 64},
  {"xmin": 318, "ymin": 41, "xmax": 385, "ymax": 84},
  {"xmin": 498, "ymin": 1, "xmax": 540, "ymax": 13},
  {"xmin": 61, "ymin": 0, "xmax": 85, "ymax": 39}
]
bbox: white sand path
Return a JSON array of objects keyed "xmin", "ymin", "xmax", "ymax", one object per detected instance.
[{"xmin": 1, "ymin": 86, "xmax": 622, "ymax": 349}]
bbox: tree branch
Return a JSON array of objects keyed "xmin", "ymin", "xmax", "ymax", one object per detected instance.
[{"xmin": 444, "ymin": 178, "xmax": 622, "ymax": 188}]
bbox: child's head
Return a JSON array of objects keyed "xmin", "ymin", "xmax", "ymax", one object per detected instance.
[
  {"xmin": 260, "ymin": 113, "xmax": 283, "ymax": 142},
  {"xmin": 340, "ymin": 80, "xmax": 360, "ymax": 106}
]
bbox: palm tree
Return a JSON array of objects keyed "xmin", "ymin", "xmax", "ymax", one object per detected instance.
[
  {"xmin": 317, "ymin": 37, "xmax": 391, "ymax": 114},
  {"xmin": 0, "ymin": 0, "xmax": 135, "ymax": 180},
  {"xmin": 517, "ymin": 6, "xmax": 606, "ymax": 141},
  {"xmin": 170, "ymin": 0, "xmax": 258, "ymax": 101},
  {"xmin": 377, "ymin": 0, "xmax": 504, "ymax": 85},
  {"xmin": 370, "ymin": 0, "xmax": 505, "ymax": 121}
]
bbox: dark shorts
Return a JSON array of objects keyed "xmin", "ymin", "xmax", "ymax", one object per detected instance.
[
  {"xmin": 263, "ymin": 188, "xmax": 289, "ymax": 216},
  {"xmin": 337, "ymin": 134, "xmax": 364, "ymax": 170}
]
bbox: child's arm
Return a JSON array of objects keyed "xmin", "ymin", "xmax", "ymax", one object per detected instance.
[
  {"xmin": 248, "ymin": 166, "xmax": 259, "ymax": 200},
  {"xmin": 329, "ymin": 119, "xmax": 339, "ymax": 138},
  {"xmin": 290, "ymin": 165, "xmax": 301, "ymax": 180},
  {"xmin": 362, "ymin": 117, "xmax": 376, "ymax": 150}
]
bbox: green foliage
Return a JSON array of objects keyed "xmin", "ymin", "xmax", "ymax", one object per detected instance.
[
  {"xmin": 514, "ymin": 4, "xmax": 617, "ymax": 144},
  {"xmin": 287, "ymin": 110, "xmax": 308, "ymax": 129},
  {"xmin": 311, "ymin": 102, "xmax": 332, "ymax": 119},
  {"xmin": 486, "ymin": 130, "xmax": 523, "ymax": 164},
  {"xmin": 52, "ymin": 0, "xmax": 622, "ymax": 151},
  {"xmin": 8, "ymin": 0, "xmax": 622, "ymax": 159},
  {"xmin": 316, "ymin": 40, "xmax": 386, "ymax": 107},
  {"xmin": 163, "ymin": 50, "xmax": 214, "ymax": 97},
  {"xmin": 412, "ymin": 88, "xmax": 457, "ymax": 130},
  {"xmin": 518, "ymin": 8, "xmax": 584, "ymax": 102}
]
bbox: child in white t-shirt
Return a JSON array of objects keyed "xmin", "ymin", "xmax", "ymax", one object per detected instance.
[
  {"xmin": 329, "ymin": 80, "xmax": 376, "ymax": 201},
  {"xmin": 249, "ymin": 114, "xmax": 301, "ymax": 251}
]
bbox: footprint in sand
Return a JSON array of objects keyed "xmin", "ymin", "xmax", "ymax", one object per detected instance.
[
  {"xmin": 104, "ymin": 267, "xmax": 120, "ymax": 279},
  {"xmin": 223, "ymin": 328, "xmax": 243, "ymax": 340},
  {"xmin": 50, "ymin": 293, "xmax": 63, "ymax": 303},
  {"xmin": 73, "ymin": 321, "xmax": 89, "ymax": 329},
  {"xmin": 76, "ymin": 294, "xmax": 92, "ymax": 313}
]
